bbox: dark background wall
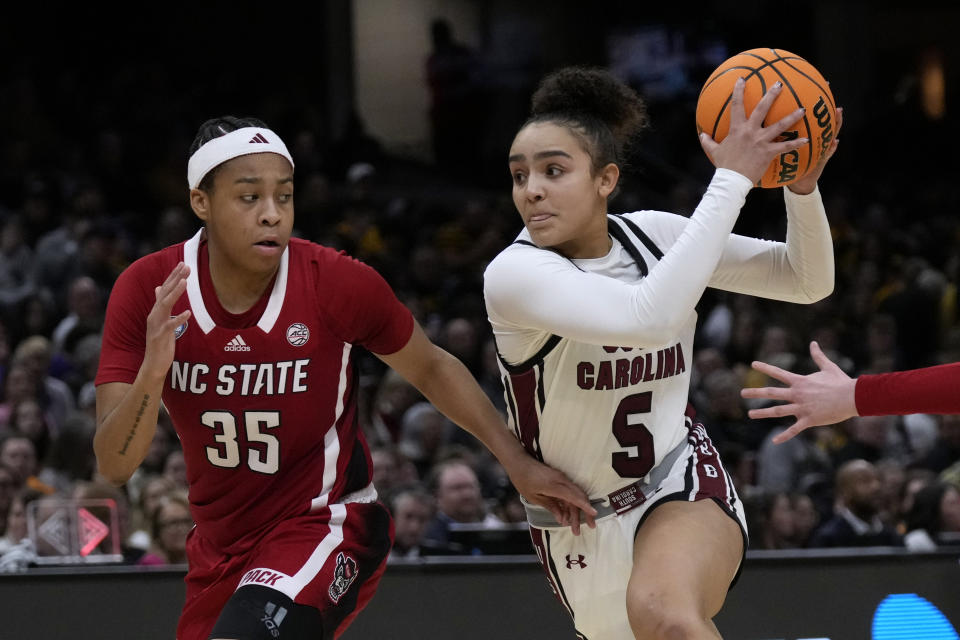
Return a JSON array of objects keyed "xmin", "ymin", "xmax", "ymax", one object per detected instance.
[{"xmin": 1, "ymin": 551, "xmax": 958, "ymax": 639}]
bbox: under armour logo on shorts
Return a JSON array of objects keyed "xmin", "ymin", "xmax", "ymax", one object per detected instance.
[{"xmin": 565, "ymin": 554, "xmax": 587, "ymax": 569}]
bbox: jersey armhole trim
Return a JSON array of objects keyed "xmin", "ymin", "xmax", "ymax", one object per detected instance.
[
  {"xmin": 496, "ymin": 334, "xmax": 562, "ymax": 374},
  {"xmin": 610, "ymin": 213, "xmax": 665, "ymax": 259}
]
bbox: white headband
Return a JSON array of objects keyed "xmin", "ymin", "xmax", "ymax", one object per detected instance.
[{"xmin": 187, "ymin": 127, "xmax": 294, "ymax": 189}]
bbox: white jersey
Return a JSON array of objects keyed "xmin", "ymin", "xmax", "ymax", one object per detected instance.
[{"xmin": 483, "ymin": 169, "xmax": 833, "ymax": 500}]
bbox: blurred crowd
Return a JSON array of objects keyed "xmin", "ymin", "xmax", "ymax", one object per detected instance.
[{"xmin": 1, "ymin": 50, "xmax": 959, "ymax": 572}]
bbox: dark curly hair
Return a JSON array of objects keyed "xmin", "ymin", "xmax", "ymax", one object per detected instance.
[
  {"xmin": 188, "ymin": 115, "xmax": 269, "ymax": 192},
  {"xmin": 524, "ymin": 66, "xmax": 648, "ymax": 175}
]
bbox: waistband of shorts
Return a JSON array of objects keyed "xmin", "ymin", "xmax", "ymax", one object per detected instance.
[
  {"xmin": 340, "ymin": 482, "xmax": 378, "ymax": 505},
  {"xmin": 310, "ymin": 482, "xmax": 379, "ymax": 513},
  {"xmin": 522, "ymin": 437, "xmax": 688, "ymax": 529}
]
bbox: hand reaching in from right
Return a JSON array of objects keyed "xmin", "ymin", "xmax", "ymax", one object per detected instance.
[{"xmin": 699, "ymin": 77, "xmax": 808, "ymax": 186}]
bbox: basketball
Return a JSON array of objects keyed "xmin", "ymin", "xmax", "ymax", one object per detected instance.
[{"xmin": 695, "ymin": 48, "xmax": 837, "ymax": 188}]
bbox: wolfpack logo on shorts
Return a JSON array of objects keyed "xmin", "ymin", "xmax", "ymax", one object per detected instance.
[
  {"xmin": 286, "ymin": 322, "xmax": 310, "ymax": 347},
  {"xmin": 328, "ymin": 552, "xmax": 358, "ymax": 604}
]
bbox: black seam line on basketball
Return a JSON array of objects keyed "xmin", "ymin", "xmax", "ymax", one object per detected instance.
[
  {"xmin": 745, "ymin": 52, "xmax": 814, "ymax": 177},
  {"xmin": 775, "ymin": 57, "xmax": 836, "ymax": 112},
  {"xmin": 700, "ymin": 67, "xmax": 761, "ymax": 137},
  {"xmin": 698, "ymin": 53, "xmax": 805, "ymax": 97},
  {"xmin": 698, "ymin": 53, "xmax": 803, "ymax": 132},
  {"xmin": 711, "ymin": 67, "xmax": 767, "ymax": 139}
]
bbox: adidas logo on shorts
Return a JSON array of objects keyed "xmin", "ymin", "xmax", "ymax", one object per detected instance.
[
  {"xmin": 224, "ymin": 335, "xmax": 251, "ymax": 352},
  {"xmin": 261, "ymin": 601, "xmax": 287, "ymax": 637}
]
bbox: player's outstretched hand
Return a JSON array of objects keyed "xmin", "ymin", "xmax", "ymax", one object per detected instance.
[
  {"xmin": 509, "ymin": 457, "xmax": 597, "ymax": 535},
  {"xmin": 740, "ymin": 340, "xmax": 858, "ymax": 444},
  {"xmin": 142, "ymin": 262, "xmax": 192, "ymax": 383},
  {"xmin": 699, "ymin": 77, "xmax": 808, "ymax": 186},
  {"xmin": 788, "ymin": 106, "xmax": 843, "ymax": 195}
]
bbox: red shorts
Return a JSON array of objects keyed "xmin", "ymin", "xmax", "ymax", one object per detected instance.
[{"xmin": 177, "ymin": 500, "xmax": 393, "ymax": 640}]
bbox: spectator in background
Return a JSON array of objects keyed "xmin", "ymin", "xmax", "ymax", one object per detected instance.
[
  {"xmin": 128, "ymin": 474, "xmax": 177, "ymax": 552},
  {"xmin": 0, "ymin": 433, "xmax": 53, "ymax": 495},
  {"xmin": 11, "ymin": 335, "xmax": 75, "ymax": 434},
  {"xmin": 36, "ymin": 410, "xmax": 96, "ymax": 495},
  {"xmin": 368, "ymin": 368, "xmax": 421, "ymax": 447},
  {"xmin": 13, "ymin": 291, "xmax": 58, "ymax": 346},
  {"xmin": 439, "ymin": 316, "xmax": 482, "ymax": 375},
  {"xmin": 809, "ymin": 459, "xmax": 902, "ymax": 548},
  {"xmin": 0, "ymin": 363, "xmax": 45, "ymax": 428},
  {"xmin": 492, "ymin": 483, "xmax": 527, "ymax": 525},
  {"xmin": 830, "ymin": 415, "xmax": 898, "ymax": 467},
  {"xmin": 875, "ymin": 458, "xmax": 907, "ymax": 529},
  {"xmin": 913, "ymin": 413, "xmax": 960, "ymax": 474},
  {"xmin": 161, "ymin": 448, "xmax": 188, "ymax": 491},
  {"xmin": 68, "ymin": 332, "xmax": 102, "ymax": 410},
  {"xmin": 699, "ymin": 367, "xmax": 761, "ymax": 451},
  {"xmin": 387, "ymin": 485, "xmax": 461, "ymax": 559},
  {"xmin": 791, "ymin": 493, "xmax": 820, "ymax": 548},
  {"xmin": 423, "ymin": 459, "xmax": 502, "ymax": 547},
  {"xmin": 371, "ymin": 444, "xmax": 418, "ymax": 497},
  {"xmin": 745, "ymin": 491, "xmax": 796, "ymax": 550},
  {"xmin": 399, "ymin": 401, "xmax": 453, "ymax": 478},
  {"xmin": 0, "ymin": 487, "xmax": 43, "ymax": 572},
  {"xmin": 50, "ymin": 275, "xmax": 104, "ymax": 356},
  {"xmin": 897, "ymin": 468, "xmax": 938, "ymax": 528},
  {"xmin": 0, "ymin": 463, "xmax": 17, "ymax": 537},
  {"xmin": 0, "ymin": 215, "xmax": 36, "ymax": 311},
  {"xmin": 902, "ymin": 482, "xmax": 960, "ymax": 551},
  {"xmin": 139, "ymin": 490, "xmax": 191, "ymax": 566},
  {"xmin": 8, "ymin": 397, "xmax": 51, "ymax": 464},
  {"xmin": 755, "ymin": 420, "xmax": 832, "ymax": 496}
]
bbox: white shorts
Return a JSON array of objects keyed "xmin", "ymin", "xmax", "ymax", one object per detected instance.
[{"xmin": 527, "ymin": 422, "xmax": 748, "ymax": 640}]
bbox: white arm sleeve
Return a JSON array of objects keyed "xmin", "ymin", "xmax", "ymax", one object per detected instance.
[
  {"xmin": 638, "ymin": 185, "xmax": 835, "ymax": 302},
  {"xmin": 484, "ymin": 168, "xmax": 753, "ymax": 353}
]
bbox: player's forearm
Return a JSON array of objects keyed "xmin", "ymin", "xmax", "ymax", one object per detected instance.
[
  {"xmin": 855, "ymin": 362, "xmax": 960, "ymax": 416},
  {"xmin": 94, "ymin": 374, "xmax": 166, "ymax": 485}
]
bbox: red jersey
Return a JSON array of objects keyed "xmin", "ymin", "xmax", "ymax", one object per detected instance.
[{"xmin": 96, "ymin": 230, "xmax": 413, "ymax": 553}]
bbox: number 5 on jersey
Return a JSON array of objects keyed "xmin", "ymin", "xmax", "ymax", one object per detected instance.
[{"xmin": 202, "ymin": 410, "xmax": 280, "ymax": 474}]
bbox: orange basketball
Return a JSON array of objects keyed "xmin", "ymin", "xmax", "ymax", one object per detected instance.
[{"xmin": 695, "ymin": 48, "xmax": 837, "ymax": 188}]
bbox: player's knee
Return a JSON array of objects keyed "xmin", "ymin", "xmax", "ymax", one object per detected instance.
[
  {"xmin": 210, "ymin": 584, "xmax": 325, "ymax": 640},
  {"xmin": 626, "ymin": 588, "xmax": 703, "ymax": 640}
]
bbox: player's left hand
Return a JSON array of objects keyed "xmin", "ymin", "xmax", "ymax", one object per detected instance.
[
  {"xmin": 508, "ymin": 458, "xmax": 597, "ymax": 535},
  {"xmin": 787, "ymin": 106, "xmax": 843, "ymax": 195}
]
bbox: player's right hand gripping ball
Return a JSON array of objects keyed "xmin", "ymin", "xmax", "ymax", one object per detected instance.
[{"xmin": 695, "ymin": 47, "xmax": 837, "ymax": 188}]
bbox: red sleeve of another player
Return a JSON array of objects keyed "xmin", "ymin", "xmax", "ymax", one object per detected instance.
[
  {"xmin": 321, "ymin": 253, "xmax": 414, "ymax": 355},
  {"xmin": 855, "ymin": 362, "xmax": 960, "ymax": 416},
  {"xmin": 95, "ymin": 259, "xmax": 162, "ymax": 386}
]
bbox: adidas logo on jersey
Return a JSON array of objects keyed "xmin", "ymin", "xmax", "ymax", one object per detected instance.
[{"xmin": 224, "ymin": 335, "xmax": 251, "ymax": 352}]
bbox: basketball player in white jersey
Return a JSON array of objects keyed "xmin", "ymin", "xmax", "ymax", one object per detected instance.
[{"xmin": 484, "ymin": 67, "xmax": 842, "ymax": 638}]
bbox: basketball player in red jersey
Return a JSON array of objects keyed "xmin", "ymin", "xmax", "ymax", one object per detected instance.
[
  {"xmin": 743, "ymin": 341, "xmax": 960, "ymax": 442},
  {"xmin": 93, "ymin": 116, "xmax": 596, "ymax": 640}
]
